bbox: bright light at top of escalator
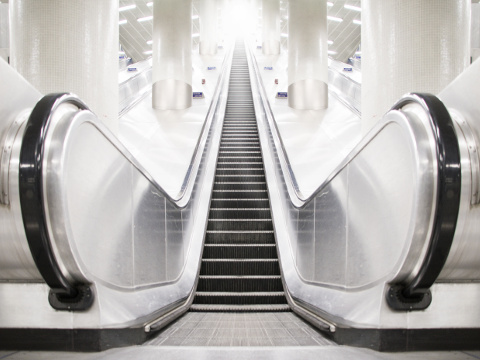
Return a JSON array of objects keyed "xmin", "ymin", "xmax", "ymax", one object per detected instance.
[
  {"xmin": 119, "ymin": 19, "xmax": 128, "ymax": 25},
  {"xmin": 328, "ymin": 40, "xmax": 333, "ymax": 45},
  {"xmin": 327, "ymin": 16, "xmax": 343, "ymax": 22},
  {"xmin": 192, "ymin": 15, "xmax": 199, "ymax": 20},
  {"xmin": 138, "ymin": 16, "xmax": 153, "ymax": 22},
  {"xmin": 147, "ymin": 2, "xmax": 153, "ymax": 7},
  {"xmin": 327, "ymin": 2, "xmax": 333, "ymax": 6},
  {"xmin": 119, "ymin": 4, "xmax": 136, "ymax": 12},
  {"xmin": 147, "ymin": 40, "xmax": 153, "ymax": 45},
  {"xmin": 344, "ymin": 4, "xmax": 361, "ymax": 12},
  {"xmin": 353, "ymin": 19, "xmax": 362, "ymax": 25},
  {"xmin": 328, "ymin": 50, "xmax": 337, "ymax": 55}
]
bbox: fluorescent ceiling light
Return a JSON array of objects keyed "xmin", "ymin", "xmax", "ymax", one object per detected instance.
[
  {"xmin": 281, "ymin": 33, "xmax": 288, "ymax": 38},
  {"xmin": 328, "ymin": 50, "xmax": 337, "ymax": 55},
  {"xmin": 192, "ymin": 15, "xmax": 199, "ymax": 20},
  {"xmin": 328, "ymin": 40, "xmax": 333, "ymax": 45},
  {"xmin": 344, "ymin": 4, "xmax": 361, "ymax": 12},
  {"xmin": 119, "ymin": 4, "xmax": 136, "ymax": 12},
  {"xmin": 192, "ymin": 33, "xmax": 200, "ymax": 37},
  {"xmin": 119, "ymin": 19, "xmax": 128, "ymax": 25},
  {"xmin": 355, "ymin": 51, "xmax": 362, "ymax": 55},
  {"xmin": 327, "ymin": 16, "xmax": 343, "ymax": 22},
  {"xmin": 327, "ymin": 2, "xmax": 333, "ymax": 6},
  {"xmin": 147, "ymin": 2, "xmax": 153, "ymax": 6},
  {"xmin": 147, "ymin": 40, "xmax": 153, "ymax": 45},
  {"xmin": 353, "ymin": 19, "xmax": 362, "ymax": 25},
  {"xmin": 144, "ymin": 50, "xmax": 153, "ymax": 55},
  {"xmin": 138, "ymin": 16, "xmax": 153, "ymax": 22}
]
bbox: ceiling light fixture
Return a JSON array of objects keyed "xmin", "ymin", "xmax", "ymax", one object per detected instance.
[
  {"xmin": 327, "ymin": 2, "xmax": 333, "ymax": 6},
  {"xmin": 147, "ymin": 40, "xmax": 153, "ymax": 45},
  {"xmin": 328, "ymin": 50, "xmax": 337, "ymax": 55},
  {"xmin": 344, "ymin": 4, "xmax": 361, "ymax": 12},
  {"xmin": 138, "ymin": 15, "xmax": 153, "ymax": 22},
  {"xmin": 119, "ymin": 19, "xmax": 128, "ymax": 25},
  {"xmin": 119, "ymin": 4, "xmax": 136, "ymax": 12},
  {"xmin": 192, "ymin": 14, "xmax": 199, "ymax": 20},
  {"xmin": 328, "ymin": 40, "xmax": 333, "ymax": 45},
  {"xmin": 144, "ymin": 50, "xmax": 153, "ymax": 55},
  {"xmin": 353, "ymin": 19, "xmax": 362, "ymax": 25},
  {"xmin": 327, "ymin": 16, "xmax": 343, "ymax": 22},
  {"xmin": 147, "ymin": 2, "xmax": 153, "ymax": 7}
]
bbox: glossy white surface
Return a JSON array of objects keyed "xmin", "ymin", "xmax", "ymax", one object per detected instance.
[
  {"xmin": 252, "ymin": 48, "xmax": 360, "ymax": 198},
  {"xmin": 119, "ymin": 49, "xmax": 227, "ymax": 197},
  {"xmin": 199, "ymin": 0, "xmax": 218, "ymax": 55},
  {"xmin": 288, "ymin": 0, "xmax": 328, "ymax": 109},
  {"xmin": 152, "ymin": 0, "xmax": 192, "ymax": 109},
  {"xmin": 0, "ymin": 4, "xmax": 8, "ymax": 62},
  {"xmin": 362, "ymin": 0, "xmax": 471, "ymax": 134},
  {"xmin": 10, "ymin": 0, "xmax": 119, "ymax": 133},
  {"xmin": 262, "ymin": 0, "xmax": 280, "ymax": 55}
]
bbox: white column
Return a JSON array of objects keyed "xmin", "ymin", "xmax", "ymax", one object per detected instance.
[
  {"xmin": 262, "ymin": 0, "xmax": 280, "ymax": 55},
  {"xmin": 472, "ymin": 3, "xmax": 480, "ymax": 63},
  {"xmin": 152, "ymin": 0, "xmax": 192, "ymax": 110},
  {"xmin": 288, "ymin": 0, "xmax": 328, "ymax": 110},
  {"xmin": 199, "ymin": 0, "xmax": 217, "ymax": 55},
  {"xmin": 362, "ymin": 0, "xmax": 471, "ymax": 134},
  {"xmin": 10, "ymin": 0, "xmax": 119, "ymax": 134},
  {"xmin": 0, "ymin": 3, "xmax": 8, "ymax": 62}
]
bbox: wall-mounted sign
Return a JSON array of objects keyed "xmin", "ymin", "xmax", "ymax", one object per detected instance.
[
  {"xmin": 276, "ymin": 92, "xmax": 288, "ymax": 98},
  {"xmin": 193, "ymin": 92, "xmax": 205, "ymax": 98},
  {"xmin": 264, "ymin": 67, "xmax": 273, "ymax": 70}
]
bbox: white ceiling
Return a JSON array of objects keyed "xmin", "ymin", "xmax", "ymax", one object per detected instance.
[{"xmin": 119, "ymin": 0, "xmax": 361, "ymax": 63}]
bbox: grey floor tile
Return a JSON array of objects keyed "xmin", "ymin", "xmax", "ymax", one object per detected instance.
[
  {"xmin": 196, "ymin": 321, "xmax": 219, "ymax": 329},
  {"xmin": 159, "ymin": 337, "xmax": 186, "ymax": 346},
  {"xmin": 232, "ymin": 328, "xmax": 249, "ymax": 338},
  {"xmin": 295, "ymin": 336, "xmax": 325, "ymax": 346},
  {"xmin": 230, "ymin": 338, "xmax": 251, "ymax": 346},
  {"xmin": 287, "ymin": 328, "xmax": 310, "ymax": 337},
  {"xmin": 213, "ymin": 328, "xmax": 235, "ymax": 338},
  {"xmin": 206, "ymin": 337, "xmax": 232, "ymax": 346},
  {"xmin": 248, "ymin": 337, "xmax": 274, "ymax": 346},
  {"xmin": 246, "ymin": 327, "xmax": 267, "ymax": 338}
]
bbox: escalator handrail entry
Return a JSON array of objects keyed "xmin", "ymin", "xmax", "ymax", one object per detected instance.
[
  {"xmin": 387, "ymin": 93, "xmax": 461, "ymax": 310},
  {"xmin": 19, "ymin": 93, "xmax": 94, "ymax": 311}
]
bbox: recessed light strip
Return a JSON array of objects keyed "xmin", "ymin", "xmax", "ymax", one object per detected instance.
[
  {"xmin": 344, "ymin": 4, "xmax": 361, "ymax": 12},
  {"xmin": 327, "ymin": 16, "xmax": 343, "ymax": 22},
  {"xmin": 119, "ymin": 4, "xmax": 136, "ymax": 12}
]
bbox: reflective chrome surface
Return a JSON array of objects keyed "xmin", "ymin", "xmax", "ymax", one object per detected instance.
[
  {"xmin": 0, "ymin": 57, "xmax": 42, "ymax": 280},
  {"xmin": 247, "ymin": 40, "xmax": 480, "ymax": 329},
  {"xmin": 328, "ymin": 66, "xmax": 361, "ymax": 116},
  {"xmin": 287, "ymin": 79, "xmax": 328, "ymax": 110},
  {"xmin": 0, "ymin": 45, "xmax": 233, "ymax": 328},
  {"xmin": 152, "ymin": 79, "xmax": 193, "ymax": 110},
  {"xmin": 119, "ymin": 59, "xmax": 152, "ymax": 117},
  {"xmin": 438, "ymin": 58, "xmax": 480, "ymax": 281}
]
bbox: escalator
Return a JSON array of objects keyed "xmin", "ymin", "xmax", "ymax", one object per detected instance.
[{"xmin": 191, "ymin": 42, "xmax": 288, "ymax": 312}]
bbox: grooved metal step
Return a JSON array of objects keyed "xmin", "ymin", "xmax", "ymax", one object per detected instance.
[{"xmin": 192, "ymin": 41, "xmax": 288, "ymax": 313}]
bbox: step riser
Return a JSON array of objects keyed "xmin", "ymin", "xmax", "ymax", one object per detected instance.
[
  {"xmin": 196, "ymin": 278, "xmax": 284, "ymax": 292},
  {"xmin": 200, "ymin": 261, "xmax": 280, "ymax": 276},
  {"xmin": 208, "ymin": 209, "xmax": 271, "ymax": 220},
  {"xmin": 193, "ymin": 295, "xmax": 287, "ymax": 305},
  {"xmin": 205, "ymin": 232, "xmax": 275, "ymax": 244},
  {"xmin": 202, "ymin": 246, "xmax": 277, "ymax": 259}
]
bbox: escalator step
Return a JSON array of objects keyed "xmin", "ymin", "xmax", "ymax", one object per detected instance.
[
  {"xmin": 205, "ymin": 230, "xmax": 275, "ymax": 244},
  {"xmin": 190, "ymin": 304, "xmax": 290, "ymax": 312},
  {"xmin": 207, "ymin": 219, "xmax": 273, "ymax": 231},
  {"xmin": 202, "ymin": 244, "xmax": 277, "ymax": 259},
  {"xmin": 193, "ymin": 292, "xmax": 287, "ymax": 305},
  {"xmin": 209, "ymin": 208, "xmax": 271, "ymax": 220},
  {"xmin": 200, "ymin": 259, "xmax": 280, "ymax": 276},
  {"xmin": 210, "ymin": 199, "xmax": 270, "ymax": 208},
  {"xmin": 196, "ymin": 275, "xmax": 284, "ymax": 292}
]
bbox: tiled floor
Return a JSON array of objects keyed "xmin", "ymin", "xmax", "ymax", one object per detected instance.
[{"xmin": 146, "ymin": 312, "xmax": 334, "ymax": 347}]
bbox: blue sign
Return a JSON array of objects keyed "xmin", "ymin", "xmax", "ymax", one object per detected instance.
[
  {"xmin": 127, "ymin": 67, "xmax": 137, "ymax": 72},
  {"xmin": 193, "ymin": 92, "xmax": 204, "ymax": 98},
  {"xmin": 257, "ymin": 45, "xmax": 262, "ymax": 49},
  {"xmin": 343, "ymin": 67, "xmax": 353, "ymax": 72},
  {"xmin": 207, "ymin": 66, "xmax": 216, "ymax": 70},
  {"xmin": 119, "ymin": 55, "xmax": 126, "ymax": 59},
  {"xmin": 276, "ymin": 92, "xmax": 288, "ymax": 98},
  {"xmin": 264, "ymin": 66, "xmax": 273, "ymax": 70}
]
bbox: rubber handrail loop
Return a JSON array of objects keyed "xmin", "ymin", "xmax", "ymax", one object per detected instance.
[
  {"xmin": 387, "ymin": 93, "xmax": 461, "ymax": 310},
  {"xmin": 19, "ymin": 93, "xmax": 93, "ymax": 311}
]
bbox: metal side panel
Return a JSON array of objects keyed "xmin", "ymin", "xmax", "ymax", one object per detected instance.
[{"xmin": 248, "ymin": 41, "xmax": 480, "ymax": 329}]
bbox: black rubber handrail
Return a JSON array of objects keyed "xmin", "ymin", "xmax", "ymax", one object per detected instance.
[
  {"xmin": 387, "ymin": 93, "xmax": 461, "ymax": 311},
  {"xmin": 19, "ymin": 93, "xmax": 93, "ymax": 311}
]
